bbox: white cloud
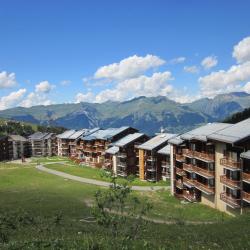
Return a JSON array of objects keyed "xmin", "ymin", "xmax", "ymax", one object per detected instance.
[
  {"xmin": 20, "ymin": 92, "xmax": 52, "ymax": 108},
  {"xmin": 169, "ymin": 57, "xmax": 186, "ymax": 64},
  {"xmin": 233, "ymin": 36, "xmax": 250, "ymax": 63},
  {"xmin": 184, "ymin": 65, "xmax": 199, "ymax": 74},
  {"xmin": 199, "ymin": 61, "xmax": 250, "ymax": 97},
  {"xmin": 75, "ymin": 92, "xmax": 95, "ymax": 103},
  {"xmin": 95, "ymin": 71, "xmax": 173, "ymax": 103},
  {"xmin": 94, "ymin": 54, "xmax": 165, "ymax": 81},
  {"xmin": 60, "ymin": 80, "xmax": 71, "ymax": 86},
  {"xmin": 35, "ymin": 81, "xmax": 54, "ymax": 93},
  {"xmin": 201, "ymin": 56, "xmax": 218, "ymax": 69},
  {"xmin": 243, "ymin": 82, "xmax": 250, "ymax": 94},
  {"xmin": 0, "ymin": 89, "xmax": 26, "ymax": 110},
  {"xmin": 0, "ymin": 71, "xmax": 17, "ymax": 89}
]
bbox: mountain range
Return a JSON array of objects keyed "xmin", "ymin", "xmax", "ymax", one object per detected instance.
[{"xmin": 1, "ymin": 92, "xmax": 250, "ymax": 135}]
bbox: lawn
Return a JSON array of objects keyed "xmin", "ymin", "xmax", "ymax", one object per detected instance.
[{"xmin": 0, "ymin": 162, "xmax": 249, "ymax": 249}]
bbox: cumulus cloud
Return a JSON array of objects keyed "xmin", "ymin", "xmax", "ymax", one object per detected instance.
[
  {"xmin": 95, "ymin": 71, "xmax": 173, "ymax": 103},
  {"xmin": 233, "ymin": 36, "xmax": 250, "ymax": 63},
  {"xmin": 35, "ymin": 81, "xmax": 54, "ymax": 93},
  {"xmin": 169, "ymin": 57, "xmax": 186, "ymax": 64},
  {"xmin": 94, "ymin": 54, "xmax": 165, "ymax": 81},
  {"xmin": 201, "ymin": 56, "xmax": 218, "ymax": 69},
  {"xmin": 75, "ymin": 92, "xmax": 95, "ymax": 103},
  {"xmin": 20, "ymin": 92, "xmax": 53, "ymax": 108},
  {"xmin": 0, "ymin": 89, "xmax": 26, "ymax": 110},
  {"xmin": 0, "ymin": 71, "xmax": 17, "ymax": 89},
  {"xmin": 184, "ymin": 65, "xmax": 199, "ymax": 74},
  {"xmin": 199, "ymin": 61, "xmax": 250, "ymax": 97}
]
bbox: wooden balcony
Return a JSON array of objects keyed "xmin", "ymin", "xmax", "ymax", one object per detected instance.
[
  {"xmin": 220, "ymin": 175, "xmax": 241, "ymax": 189},
  {"xmin": 183, "ymin": 177, "xmax": 195, "ymax": 187},
  {"xmin": 183, "ymin": 163, "xmax": 194, "ymax": 172},
  {"xmin": 220, "ymin": 193, "xmax": 241, "ymax": 208},
  {"xmin": 175, "ymin": 167, "xmax": 186, "ymax": 177},
  {"xmin": 193, "ymin": 151, "xmax": 214, "ymax": 162},
  {"xmin": 183, "ymin": 190, "xmax": 198, "ymax": 202},
  {"xmin": 193, "ymin": 180, "xmax": 215, "ymax": 195},
  {"xmin": 182, "ymin": 149, "xmax": 194, "ymax": 158},
  {"xmin": 220, "ymin": 158, "xmax": 241, "ymax": 170},
  {"xmin": 176, "ymin": 154, "xmax": 185, "ymax": 162},
  {"xmin": 242, "ymin": 191, "xmax": 250, "ymax": 203},
  {"xmin": 192, "ymin": 165, "xmax": 215, "ymax": 178},
  {"xmin": 242, "ymin": 172, "xmax": 250, "ymax": 183},
  {"xmin": 175, "ymin": 180, "xmax": 184, "ymax": 189}
]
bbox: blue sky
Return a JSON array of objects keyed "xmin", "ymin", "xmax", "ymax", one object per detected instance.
[{"xmin": 1, "ymin": 0, "xmax": 250, "ymax": 109}]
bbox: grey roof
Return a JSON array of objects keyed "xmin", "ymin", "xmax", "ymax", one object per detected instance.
[
  {"xmin": 138, "ymin": 133, "xmax": 177, "ymax": 151},
  {"xmin": 8, "ymin": 134, "xmax": 27, "ymax": 142},
  {"xmin": 29, "ymin": 132, "xmax": 53, "ymax": 140},
  {"xmin": 207, "ymin": 118, "xmax": 250, "ymax": 144},
  {"xmin": 157, "ymin": 145, "xmax": 171, "ymax": 155},
  {"xmin": 168, "ymin": 136, "xmax": 184, "ymax": 145},
  {"xmin": 105, "ymin": 146, "xmax": 119, "ymax": 155},
  {"xmin": 180, "ymin": 123, "xmax": 232, "ymax": 142},
  {"xmin": 57, "ymin": 130, "xmax": 76, "ymax": 139},
  {"xmin": 82, "ymin": 126, "xmax": 130, "ymax": 141},
  {"xmin": 43, "ymin": 133, "xmax": 54, "ymax": 140},
  {"xmin": 113, "ymin": 133, "xmax": 145, "ymax": 147},
  {"xmin": 68, "ymin": 129, "xmax": 89, "ymax": 140},
  {"xmin": 241, "ymin": 150, "xmax": 250, "ymax": 160}
]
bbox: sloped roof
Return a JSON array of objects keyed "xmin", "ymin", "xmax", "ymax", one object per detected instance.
[
  {"xmin": 57, "ymin": 130, "xmax": 76, "ymax": 139},
  {"xmin": 9, "ymin": 134, "xmax": 27, "ymax": 142},
  {"xmin": 113, "ymin": 133, "xmax": 145, "ymax": 147},
  {"xmin": 105, "ymin": 146, "xmax": 119, "ymax": 155},
  {"xmin": 241, "ymin": 150, "xmax": 250, "ymax": 160},
  {"xmin": 82, "ymin": 126, "xmax": 131, "ymax": 141},
  {"xmin": 208, "ymin": 118, "xmax": 250, "ymax": 144},
  {"xmin": 138, "ymin": 133, "xmax": 177, "ymax": 151},
  {"xmin": 168, "ymin": 135, "xmax": 184, "ymax": 145},
  {"xmin": 157, "ymin": 145, "xmax": 171, "ymax": 155},
  {"xmin": 68, "ymin": 129, "xmax": 89, "ymax": 139},
  {"xmin": 180, "ymin": 123, "xmax": 232, "ymax": 142},
  {"xmin": 29, "ymin": 132, "xmax": 52, "ymax": 140}
]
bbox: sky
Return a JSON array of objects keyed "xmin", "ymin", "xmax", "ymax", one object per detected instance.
[{"xmin": 1, "ymin": 0, "xmax": 250, "ymax": 110}]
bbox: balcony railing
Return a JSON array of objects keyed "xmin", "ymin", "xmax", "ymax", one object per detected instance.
[
  {"xmin": 242, "ymin": 191, "xmax": 250, "ymax": 203},
  {"xmin": 220, "ymin": 175, "xmax": 241, "ymax": 189},
  {"xmin": 193, "ymin": 180, "xmax": 215, "ymax": 195},
  {"xmin": 192, "ymin": 165, "xmax": 215, "ymax": 178},
  {"xmin": 146, "ymin": 156, "xmax": 156, "ymax": 162},
  {"xmin": 147, "ymin": 166, "xmax": 156, "ymax": 172},
  {"xmin": 242, "ymin": 172, "xmax": 250, "ymax": 183},
  {"xmin": 193, "ymin": 151, "xmax": 215, "ymax": 162},
  {"xmin": 183, "ymin": 163, "xmax": 193, "ymax": 172},
  {"xmin": 182, "ymin": 149, "xmax": 194, "ymax": 158},
  {"xmin": 183, "ymin": 177, "xmax": 195, "ymax": 187},
  {"xmin": 220, "ymin": 193, "xmax": 241, "ymax": 208},
  {"xmin": 183, "ymin": 190, "xmax": 198, "ymax": 202},
  {"xmin": 220, "ymin": 158, "xmax": 241, "ymax": 170},
  {"xmin": 176, "ymin": 154, "xmax": 185, "ymax": 162},
  {"xmin": 175, "ymin": 167, "xmax": 186, "ymax": 177},
  {"xmin": 117, "ymin": 153, "xmax": 127, "ymax": 158},
  {"xmin": 161, "ymin": 161, "xmax": 170, "ymax": 168},
  {"xmin": 175, "ymin": 180, "xmax": 184, "ymax": 189}
]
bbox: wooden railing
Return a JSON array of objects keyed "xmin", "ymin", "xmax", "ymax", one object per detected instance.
[
  {"xmin": 176, "ymin": 154, "xmax": 185, "ymax": 162},
  {"xmin": 242, "ymin": 172, "xmax": 250, "ymax": 182},
  {"xmin": 182, "ymin": 149, "xmax": 194, "ymax": 158},
  {"xmin": 220, "ymin": 175, "xmax": 241, "ymax": 189},
  {"xmin": 183, "ymin": 190, "xmax": 198, "ymax": 202},
  {"xmin": 220, "ymin": 158, "xmax": 241, "ymax": 169},
  {"xmin": 220, "ymin": 193, "xmax": 241, "ymax": 208},
  {"xmin": 175, "ymin": 167, "xmax": 186, "ymax": 176},
  {"xmin": 175, "ymin": 180, "xmax": 184, "ymax": 189},
  {"xmin": 193, "ymin": 151, "xmax": 214, "ymax": 162},
  {"xmin": 183, "ymin": 177, "xmax": 195, "ymax": 187},
  {"xmin": 193, "ymin": 180, "xmax": 215, "ymax": 194},
  {"xmin": 242, "ymin": 191, "xmax": 250, "ymax": 202},
  {"xmin": 192, "ymin": 165, "xmax": 215, "ymax": 178},
  {"xmin": 183, "ymin": 163, "xmax": 194, "ymax": 172}
]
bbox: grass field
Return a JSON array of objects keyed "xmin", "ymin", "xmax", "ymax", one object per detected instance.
[{"xmin": 0, "ymin": 161, "xmax": 249, "ymax": 249}]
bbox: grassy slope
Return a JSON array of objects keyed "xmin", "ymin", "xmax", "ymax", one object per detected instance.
[{"xmin": 0, "ymin": 162, "xmax": 249, "ymax": 249}]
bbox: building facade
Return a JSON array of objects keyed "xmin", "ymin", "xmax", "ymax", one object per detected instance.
[
  {"xmin": 0, "ymin": 136, "xmax": 9, "ymax": 161},
  {"xmin": 8, "ymin": 135, "xmax": 31, "ymax": 160}
]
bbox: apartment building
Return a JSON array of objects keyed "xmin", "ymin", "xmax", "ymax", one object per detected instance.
[
  {"xmin": 77, "ymin": 126, "xmax": 138, "ymax": 167},
  {"xmin": 157, "ymin": 145, "xmax": 171, "ymax": 180},
  {"xmin": 57, "ymin": 130, "xmax": 76, "ymax": 156},
  {"xmin": 138, "ymin": 133, "xmax": 177, "ymax": 182},
  {"xmin": 8, "ymin": 135, "xmax": 31, "ymax": 160},
  {"xmin": 105, "ymin": 133, "xmax": 148, "ymax": 177},
  {"xmin": 0, "ymin": 136, "xmax": 9, "ymax": 161},
  {"xmin": 170, "ymin": 120, "xmax": 250, "ymax": 215},
  {"xmin": 29, "ymin": 132, "xmax": 57, "ymax": 157}
]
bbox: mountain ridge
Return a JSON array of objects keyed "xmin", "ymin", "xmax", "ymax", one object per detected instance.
[{"xmin": 1, "ymin": 92, "xmax": 250, "ymax": 135}]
